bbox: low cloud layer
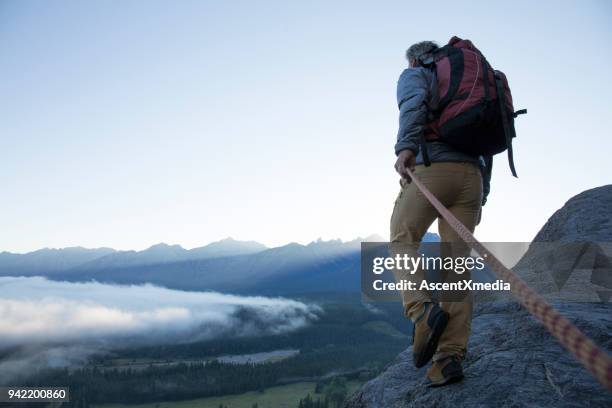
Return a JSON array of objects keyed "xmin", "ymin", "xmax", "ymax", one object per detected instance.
[
  {"xmin": 0, "ymin": 276, "xmax": 319, "ymax": 382},
  {"xmin": 0, "ymin": 276, "xmax": 318, "ymax": 346}
]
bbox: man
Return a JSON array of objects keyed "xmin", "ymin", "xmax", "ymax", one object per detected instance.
[{"xmin": 390, "ymin": 40, "xmax": 492, "ymax": 387}]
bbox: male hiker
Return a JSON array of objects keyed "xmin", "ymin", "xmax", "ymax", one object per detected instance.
[{"xmin": 390, "ymin": 39, "xmax": 496, "ymax": 387}]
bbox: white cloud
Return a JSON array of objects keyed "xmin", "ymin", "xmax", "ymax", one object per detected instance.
[{"xmin": 0, "ymin": 276, "xmax": 319, "ymax": 347}]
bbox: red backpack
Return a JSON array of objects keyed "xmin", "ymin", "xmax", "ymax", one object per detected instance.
[{"xmin": 421, "ymin": 36, "xmax": 526, "ymax": 177}]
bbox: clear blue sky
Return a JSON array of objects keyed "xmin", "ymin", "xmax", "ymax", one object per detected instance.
[{"xmin": 1, "ymin": 0, "xmax": 611, "ymax": 253}]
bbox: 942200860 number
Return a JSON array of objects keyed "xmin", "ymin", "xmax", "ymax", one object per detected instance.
[{"xmin": 1, "ymin": 387, "xmax": 69, "ymax": 402}]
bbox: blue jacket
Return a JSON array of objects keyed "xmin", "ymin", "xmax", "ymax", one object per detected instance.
[{"xmin": 395, "ymin": 67, "xmax": 492, "ymax": 205}]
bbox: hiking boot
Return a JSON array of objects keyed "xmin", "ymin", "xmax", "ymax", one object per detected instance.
[
  {"xmin": 426, "ymin": 355, "xmax": 464, "ymax": 387},
  {"xmin": 412, "ymin": 302, "xmax": 449, "ymax": 368}
]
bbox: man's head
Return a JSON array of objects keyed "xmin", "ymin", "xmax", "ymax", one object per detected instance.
[{"xmin": 406, "ymin": 41, "xmax": 439, "ymax": 67}]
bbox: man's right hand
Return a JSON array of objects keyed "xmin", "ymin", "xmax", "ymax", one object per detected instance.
[{"xmin": 395, "ymin": 149, "xmax": 416, "ymax": 184}]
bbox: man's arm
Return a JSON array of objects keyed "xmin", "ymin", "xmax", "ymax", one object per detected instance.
[{"xmin": 394, "ymin": 68, "xmax": 431, "ymax": 156}]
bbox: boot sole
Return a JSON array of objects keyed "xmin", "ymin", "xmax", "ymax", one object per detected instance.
[
  {"xmin": 426, "ymin": 371, "xmax": 464, "ymax": 388},
  {"xmin": 414, "ymin": 310, "xmax": 449, "ymax": 368}
]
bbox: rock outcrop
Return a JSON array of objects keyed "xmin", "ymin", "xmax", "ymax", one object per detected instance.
[
  {"xmin": 516, "ymin": 185, "xmax": 612, "ymax": 303},
  {"xmin": 532, "ymin": 185, "xmax": 612, "ymax": 242},
  {"xmin": 345, "ymin": 186, "xmax": 612, "ymax": 408}
]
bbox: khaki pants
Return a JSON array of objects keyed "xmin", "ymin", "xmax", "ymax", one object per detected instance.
[{"xmin": 390, "ymin": 162, "xmax": 482, "ymax": 360}]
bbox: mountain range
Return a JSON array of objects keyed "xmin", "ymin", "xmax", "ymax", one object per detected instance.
[
  {"xmin": 0, "ymin": 234, "xmax": 439, "ymax": 295},
  {"xmin": 0, "ymin": 238, "xmax": 266, "ymax": 276}
]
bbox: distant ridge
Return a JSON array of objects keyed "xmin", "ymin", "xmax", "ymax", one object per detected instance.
[
  {"xmin": 0, "ymin": 238, "xmax": 267, "ymax": 276},
  {"xmin": 75, "ymin": 238, "xmax": 268, "ymax": 271},
  {"xmin": 0, "ymin": 246, "xmax": 116, "ymax": 275},
  {"xmin": 0, "ymin": 234, "xmax": 441, "ymax": 294}
]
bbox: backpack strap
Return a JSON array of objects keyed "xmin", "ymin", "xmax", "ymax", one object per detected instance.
[
  {"xmin": 513, "ymin": 109, "xmax": 527, "ymax": 117},
  {"xmin": 436, "ymin": 46, "xmax": 464, "ymax": 112},
  {"xmin": 493, "ymin": 71, "xmax": 518, "ymax": 177},
  {"xmin": 481, "ymin": 57, "xmax": 491, "ymax": 102}
]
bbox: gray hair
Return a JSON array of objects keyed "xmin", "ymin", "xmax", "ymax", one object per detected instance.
[{"xmin": 406, "ymin": 41, "xmax": 439, "ymax": 65}]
